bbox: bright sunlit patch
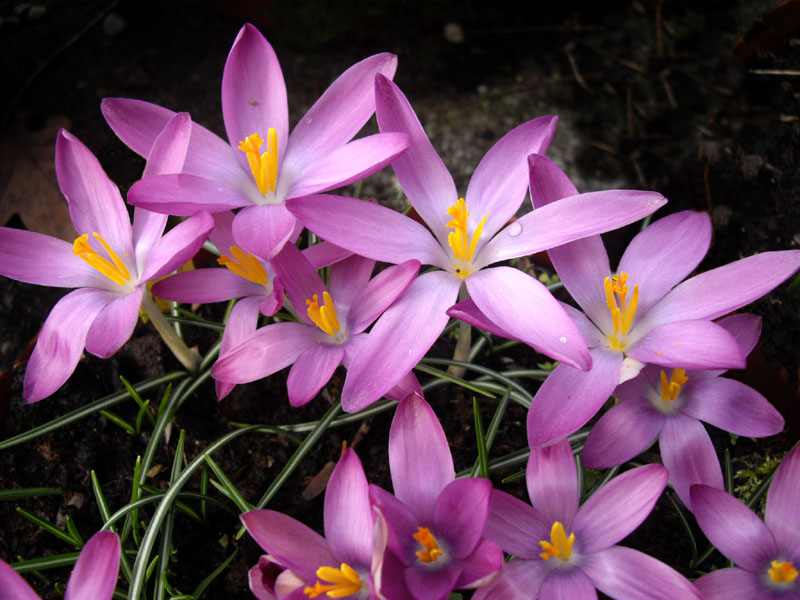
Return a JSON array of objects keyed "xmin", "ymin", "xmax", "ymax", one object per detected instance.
[
  {"xmin": 307, "ymin": 291, "xmax": 340, "ymax": 335},
  {"xmin": 413, "ymin": 526, "xmax": 444, "ymax": 563},
  {"xmin": 769, "ymin": 560, "xmax": 798, "ymax": 584},
  {"xmin": 446, "ymin": 198, "xmax": 487, "ymax": 279},
  {"xmin": 238, "ymin": 129, "xmax": 278, "ymax": 195},
  {"xmin": 304, "ymin": 563, "xmax": 362, "ymax": 598},
  {"xmin": 73, "ymin": 232, "xmax": 130, "ymax": 286},
  {"xmin": 539, "ymin": 521, "xmax": 575, "ymax": 562},
  {"xmin": 660, "ymin": 368, "xmax": 688, "ymax": 402},
  {"xmin": 218, "ymin": 246, "xmax": 268, "ymax": 285},
  {"xmin": 604, "ymin": 272, "xmax": 639, "ymax": 350}
]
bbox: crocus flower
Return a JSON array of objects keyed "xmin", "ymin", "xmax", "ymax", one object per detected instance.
[
  {"xmin": 242, "ymin": 448, "xmax": 387, "ymax": 599},
  {"xmin": 500, "ymin": 155, "xmax": 800, "ymax": 447},
  {"xmin": 690, "ymin": 443, "xmax": 800, "ymax": 599},
  {"xmin": 211, "ymin": 242, "xmax": 420, "ymax": 406},
  {"xmin": 0, "ymin": 530, "xmax": 120, "ymax": 599},
  {"xmin": 102, "ymin": 24, "xmax": 409, "ymax": 260},
  {"xmin": 288, "ymin": 74, "xmax": 666, "ymax": 411},
  {"xmin": 0, "ymin": 117, "xmax": 213, "ymax": 401},
  {"xmin": 368, "ymin": 392, "xmax": 503, "ymax": 600},
  {"xmin": 476, "ymin": 438, "xmax": 700, "ymax": 599},
  {"xmin": 582, "ymin": 313, "xmax": 784, "ymax": 508}
]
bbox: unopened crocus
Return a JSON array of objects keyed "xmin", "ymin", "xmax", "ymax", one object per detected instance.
[
  {"xmin": 0, "ymin": 117, "xmax": 213, "ymax": 401},
  {"xmin": 369, "ymin": 392, "xmax": 503, "ymax": 600},
  {"xmin": 288, "ymin": 74, "xmax": 666, "ymax": 411},
  {"xmin": 495, "ymin": 155, "xmax": 800, "ymax": 447},
  {"xmin": 211, "ymin": 242, "xmax": 420, "ymax": 406},
  {"xmin": 0, "ymin": 530, "xmax": 120, "ymax": 600},
  {"xmin": 242, "ymin": 449, "xmax": 387, "ymax": 600},
  {"xmin": 582, "ymin": 313, "xmax": 784, "ymax": 507},
  {"xmin": 102, "ymin": 24, "xmax": 409, "ymax": 260},
  {"xmin": 476, "ymin": 438, "xmax": 700, "ymax": 599},
  {"xmin": 690, "ymin": 443, "xmax": 800, "ymax": 599}
]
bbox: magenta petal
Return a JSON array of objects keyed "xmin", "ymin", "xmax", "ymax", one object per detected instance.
[
  {"xmin": 446, "ymin": 298, "xmax": 518, "ymax": 340},
  {"xmin": 617, "ymin": 211, "xmax": 712, "ymax": 315},
  {"xmin": 64, "ymin": 531, "xmax": 120, "ymax": 600},
  {"xmin": 527, "ymin": 348, "xmax": 622, "ymax": 447},
  {"xmin": 694, "ymin": 568, "xmax": 763, "ymax": 600},
  {"xmin": 717, "ymin": 313, "xmax": 762, "ymax": 358},
  {"xmin": 660, "ymin": 415, "xmax": 724, "ymax": 509},
  {"xmin": 144, "ymin": 212, "xmax": 214, "ymax": 281},
  {"xmin": 627, "ymin": 319, "xmax": 746, "ymax": 370},
  {"xmin": 484, "ymin": 489, "xmax": 549, "ymax": 558},
  {"xmin": 582, "ymin": 546, "xmax": 701, "ymax": 600},
  {"xmin": 153, "ymin": 269, "xmax": 264, "ymax": 303},
  {"xmin": 765, "ymin": 444, "xmax": 800, "ymax": 553},
  {"xmin": 241, "ymin": 510, "xmax": 335, "ymax": 582},
  {"xmin": 690, "ymin": 484, "xmax": 777, "ymax": 570},
  {"xmin": 303, "ymin": 241, "xmax": 352, "ymax": 270},
  {"xmin": 573, "ymin": 464, "xmax": 668, "ymax": 553},
  {"xmin": 286, "ymin": 344, "xmax": 344, "ymax": 407},
  {"xmin": 466, "ymin": 116, "xmax": 557, "ymax": 238},
  {"xmin": 526, "ymin": 438, "xmax": 579, "ymax": 529},
  {"xmin": 328, "ymin": 254, "xmax": 376, "ymax": 311},
  {"xmin": 537, "ymin": 568, "xmax": 597, "ymax": 600},
  {"xmin": 270, "ymin": 241, "xmax": 326, "ymax": 322},
  {"xmin": 222, "ymin": 24, "xmax": 288, "ymax": 173},
  {"xmin": 404, "ymin": 562, "xmax": 460, "ymax": 600},
  {"xmin": 472, "ymin": 559, "xmax": 549, "ymax": 600},
  {"xmin": 248, "ymin": 556, "xmax": 281, "ymax": 600},
  {"xmin": 384, "ymin": 371, "xmax": 423, "ymax": 402},
  {"xmin": 433, "ymin": 478, "xmax": 492, "ymax": 559},
  {"xmin": 129, "ymin": 174, "xmax": 248, "ymax": 215},
  {"xmin": 0, "ymin": 557, "xmax": 40, "ymax": 600},
  {"xmin": 390, "ymin": 392, "xmax": 455, "ymax": 525},
  {"xmin": 85, "ymin": 288, "xmax": 143, "ymax": 358},
  {"xmin": 680, "ymin": 377, "xmax": 783, "ymax": 437},
  {"xmin": 529, "ymin": 153, "xmax": 578, "ymax": 209},
  {"xmin": 324, "ymin": 449, "xmax": 373, "ymax": 569},
  {"xmin": 24, "ymin": 288, "xmax": 115, "ymax": 402},
  {"xmin": 348, "ymin": 259, "xmax": 420, "ymax": 334},
  {"xmin": 467, "ymin": 267, "xmax": 590, "ymax": 370},
  {"xmin": 233, "ymin": 203, "xmax": 296, "ymax": 260},
  {"xmin": 341, "ymin": 271, "xmax": 461, "ymax": 412},
  {"xmin": 453, "ymin": 538, "xmax": 504, "ymax": 588},
  {"xmin": 369, "ymin": 484, "xmax": 419, "ymax": 563}
]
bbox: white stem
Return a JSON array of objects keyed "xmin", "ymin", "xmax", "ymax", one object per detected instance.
[
  {"xmin": 448, "ymin": 284, "xmax": 471, "ymax": 378},
  {"xmin": 141, "ymin": 293, "xmax": 200, "ymax": 373}
]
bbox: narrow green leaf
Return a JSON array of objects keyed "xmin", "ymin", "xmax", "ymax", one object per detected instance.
[
  {"xmin": 666, "ymin": 490, "xmax": 698, "ymax": 566},
  {"xmin": 191, "ymin": 549, "xmax": 237, "ymax": 599},
  {"xmin": 16, "ymin": 508, "xmax": 79, "ymax": 547},
  {"xmin": 0, "ymin": 487, "xmax": 61, "ymax": 501},
  {"xmin": 205, "ymin": 455, "xmax": 254, "ymax": 513},
  {"xmin": 413, "ymin": 363, "xmax": 495, "ymax": 398},
  {"xmin": 65, "ymin": 516, "xmax": 84, "ymax": 546},
  {"xmin": 11, "ymin": 552, "xmax": 79, "ymax": 572},
  {"xmin": 472, "ymin": 397, "xmax": 489, "ymax": 479},
  {"xmin": 100, "ymin": 409, "xmax": 137, "ymax": 434}
]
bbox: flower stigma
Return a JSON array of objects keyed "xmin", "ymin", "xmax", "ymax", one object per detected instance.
[
  {"xmin": 539, "ymin": 522, "xmax": 575, "ymax": 562},
  {"xmin": 307, "ymin": 291, "xmax": 340, "ymax": 335},
  {"xmin": 218, "ymin": 246, "xmax": 268, "ymax": 285},
  {"xmin": 769, "ymin": 560, "xmax": 798, "ymax": 584},
  {"xmin": 73, "ymin": 232, "xmax": 130, "ymax": 287},
  {"xmin": 660, "ymin": 368, "xmax": 688, "ymax": 403},
  {"xmin": 304, "ymin": 563, "xmax": 362, "ymax": 598},
  {"xmin": 604, "ymin": 272, "xmax": 639, "ymax": 350},
  {"xmin": 413, "ymin": 526, "xmax": 445, "ymax": 563},
  {"xmin": 238, "ymin": 129, "xmax": 278, "ymax": 195},
  {"xmin": 446, "ymin": 198, "xmax": 487, "ymax": 279}
]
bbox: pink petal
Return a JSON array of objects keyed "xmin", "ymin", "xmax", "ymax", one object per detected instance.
[
  {"xmin": 24, "ymin": 288, "xmax": 115, "ymax": 402},
  {"xmin": 327, "ymin": 254, "xmax": 376, "ymax": 313},
  {"xmin": 384, "ymin": 370, "xmax": 423, "ymax": 403},
  {"xmin": 128, "ymin": 173, "xmax": 249, "ymax": 215},
  {"xmin": 216, "ymin": 297, "xmax": 261, "ymax": 400},
  {"xmin": 527, "ymin": 348, "xmax": 622, "ymax": 448},
  {"xmin": 64, "ymin": 531, "xmax": 120, "ymax": 600},
  {"xmin": 537, "ymin": 568, "xmax": 597, "ymax": 600},
  {"xmin": 526, "ymin": 438, "xmax": 580, "ymax": 529},
  {"xmin": 233, "ymin": 203, "xmax": 296, "ymax": 260},
  {"xmin": 85, "ymin": 287, "xmax": 143, "ymax": 358},
  {"xmin": 152, "ymin": 269, "xmax": 265, "ymax": 304},
  {"xmin": 302, "ymin": 241, "xmax": 352, "ymax": 270},
  {"xmin": 471, "ymin": 558, "xmax": 549, "ymax": 600},
  {"xmin": 324, "ymin": 449, "xmax": 373, "ymax": 569},
  {"xmin": 433, "ymin": 478, "xmax": 492, "ymax": 559},
  {"xmin": 269, "ymin": 241, "xmax": 327, "ymax": 325},
  {"xmin": 694, "ymin": 568, "xmax": 763, "ymax": 600},
  {"xmin": 248, "ymin": 556, "xmax": 281, "ymax": 600},
  {"xmin": 483, "ymin": 489, "xmax": 549, "ymax": 559},
  {"xmin": 143, "ymin": 212, "xmax": 214, "ymax": 281},
  {"xmin": 573, "ymin": 464, "xmax": 668, "ymax": 553},
  {"xmin": 0, "ymin": 558, "xmax": 40, "ymax": 600},
  {"xmin": 765, "ymin": 444, "xmax": 800, "ymax": 554},
  {"xmin": 404, "ymin": 563, "xmax": 460, "ymax": 600},
  {"xmin": 446, "ymin": 297, "xmax": 517, "ymax": 340},
  {"xmin": 286, "ymin": 344, "xmax": 344, "ymax": 407},
  {"xmin": 453, "ymin": 538, "xmax": 504, "ymax": 589},
  {"xmin": 369, "ymin": 484, "xmax": 419, "ymax": 564},
  {"xmin": 717, "ymin": 313, "xmax": 762, "ymax": 358},
  {"xmin": 222, "ymin": 24, "xmax": 288, "ymax": 175},
  {"xmin": 466, "ymin": 267, "xmax": 590, "ymax": 370},
  {"xmin": 348, "ymin": 260, "xmax": 420, "ymax": 334}
]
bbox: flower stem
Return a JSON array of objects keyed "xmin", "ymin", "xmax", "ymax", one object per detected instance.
[
  {"xmin": 141, "ymin": 293, "xmax": 200, "ymax": 373},
  {"xmin": 448, "ymin": 285, "xmax": 471, "ymax": 378}
]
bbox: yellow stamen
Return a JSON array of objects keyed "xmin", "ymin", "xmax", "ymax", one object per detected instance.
[
  {"xmin": 769, "ymin": 560, "xmax": 799, "ymax": 583},
  {"xmin": 604, "ymin": 272, "xmax": 639, "ymax": 350},
  {"xmin": 539, "ymin": 521, "xmax": 575, "ymax": 562},
  {"xmin": 446, "ymin": 198, "xmax": 488, "ymax": 274},
  {"xmin": 306, "ymin": 291, "xmax": 340, "ymax": 335},
  {"xmin": 73, "ymin": 233, "xmax": 131, "ymax": 287},
  {"xmin": 659, "ymin": 368, "xmax": 688, "ymax": 402},
  {"xmin": 304, "ymin": 563, "xmax": 362, "ymax": 598},
  {"xmin": 413, "ymin": 526, "xmax": 445, "ymax": 563},
  {"xmin": 218, "ymin": 246, "xmax": 268, "ymax": 285},
  {"xmin": 238, "ymin": 129, "xmax": 279, "ymax": 195}
]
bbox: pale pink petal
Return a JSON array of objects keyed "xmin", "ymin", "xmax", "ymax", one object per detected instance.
[
  {"xmin": 347, "ymin": 259, "xmax": 420, "ymax": 334},
  {"xmin": 64, "ymin": 531, "xmax": 120, "ymax": 600},
  {"xmin": 471, "ymin": 559, "xmax": 549, "ymax": 600},
  {"xmin": 765, "ymin": 444, "xmax": 800, "ymax": 553},
  {"xmin": 526, "ymin": 438, "xmax": 580, "ymax": 529},
  {"xmin": 286, "ymin": 344, "xmax": 344, "ymax": 407},
  {"xmin": 233, "ymin": 203, "xmax": 296, "ymax": 260},
  {"xmin": 128, "ymin": 173, "xmax": 249, "ymax": 215},
  {"xmin": 537, "ymin": 568, "xmax": 597, "ymax": 600},
  {"xmin": 143, "ymin": 212, "xmax": 214, "ymax": 281},
  {"xmin": 483, "ymin": 489, "xmax": 549, "ymax": 559},
  {"xmin": 0, "ymin": 557, "xmax": 40, "ymax": 600},
  {"xmin": 324, "ymin": 449, "xmax": 373, "ymax": 569},
  {"xmin": 694, "ymin": 568, "xmax": 763, "ymax": 600},
  {"xmin": 85, "ymin": 287, "xmax": 143, "ymax": 358}
]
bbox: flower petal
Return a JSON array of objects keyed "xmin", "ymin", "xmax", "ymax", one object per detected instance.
[
  {"xmin": 466, "ymin": 267, "xmax": 591, "ymax": 370},
  {"xmin": 24, "ymin": 288, "xmax": 115, "ymax": 402},
  {"xmin": 303, "ymin": 241, "xmax": 352, "ymax": 270},
  {"xmin": 694, "ymin": 568, "xmax": 763, "ymax": 600},
  {"xmin": 433, "ymin": 478, "xmax": 493, "ymax": 559},
  {"xmin": 453, "ymin": 538, "xmax": 504, "ymax": 589},
  {"xmin": 0, "ymin": 557, "xmax": 40, "ymax": 600},
  {"xmin": 324, "ymin": 449, "xmax": 373, "ymax": 569},
  {"xmin": 404, "ymin": 563, "xmax": 460, "ymax": 600},
  {"xmin": 527, "ymin": 348, "xmax": 622, "ymax": 448},
  {"xmin": 537, "ymin": 568, "xmax": 597, "ymax": 600},
  {"xmin": 471, "ymin": 558, "xmax": 549, "ymax": 600},
  {"xmin": 370, "ymin": 484, "xmax": 419, "ymax": 564},
  {"xmin": 347, "ymin": 259, "xmax": 420, "ymax": 334},
  {"xmin": 64, "ymin": 531, "xmax": 120, "ymax": 600},
  {"xmin": 446, "ymin": 297, "xmax": 518, "ymax": 339},
  {"xmin": 582, "ymin": 546, "xmax": 702, "ymax": 600},
  {"xmin": 526, "ymin": 438, "xmax": 580, "ymax": 529},
  {"xmin": 573, "ymin": 464, "xmax": 667, "ymax": 553},
  {"xmin": 765, "ymin": 444, "xmax": 800, "ymax": 553},
  {"xmin": 717, "ymin": 313, "xmax": 762, "ymax": 358},
  {"xmin": 143, "ymin": 212, "xmax": 214, "ymax": 281},
  {"xmin": 85, "ymin": 288, "xmax": 143, "ymax": 358},
  {"xmin": 153, "ymin": 269, "xmax": 265, "ymax": 304},
  {"xmin": 483, "ymin": 489, "xmax": 549, "ymax": 558},
  {"xmin": 222, "ymin": 24, "xmax": 288, "ymax": 174},
  {"xmin": 327, "ymin": 254, "xmax": 376, "ymax": 311},
  {"xmin": 216, "ymin": 296, "xmax": 261, "ymax": 399},
  {"xmin": 128, "ymin": 174, "xmax": 249, "ymax": 215},
  {"xmin": 248, "ymin": 556, "xmax": 282, "ymax": 600},
  {"xmin": 233, "ymin": 203, "xmax": 296, "ymax": 260},
  {"xmin": 286, "ymin": 344, "xmax": 344, "ymax": 407}
]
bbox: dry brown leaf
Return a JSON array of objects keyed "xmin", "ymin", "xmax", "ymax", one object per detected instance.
[{"xmin": 0, "ymin": 115, "xmax": 76, "ymax": 241}]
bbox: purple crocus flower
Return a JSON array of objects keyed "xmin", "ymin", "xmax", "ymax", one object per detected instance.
[
  {"xmin": 582, "ymin": 313, "xmax": 784, "ymax": 508},
  {"xmin": 477, "ymin": 438, "xmax": 700, "ymax": 599},
  {"xmin": 494, "ymin": 154, "xmax": 800, "ymax": 447},
  {"xmin": 102, "ymin": 24, "xmax": 409, "ymax": 260},
  {"xmin": 368, "ymin": 392, "xmax": 504, "ymax": 600},
  {"xmin": 242, "ymin": 448, "xmax": 387, "ymax": 600},
  {"xmin": 288, "ymin": 75, "xmax": 666, "ymax": 412},
  {"xmin": 211, "ymin": 242, "xmax": 421, "ymax": 406},
  {"xmin": 690, "ymin": 443, "xmax": 800, "ymax": 599},
  {"xmin": 0, "ymin": 117, "xmax": 213, "ymax": 402},
  {"xmin": 0, "ymin": 530, "xmax": 120, "ymax": 599}
]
